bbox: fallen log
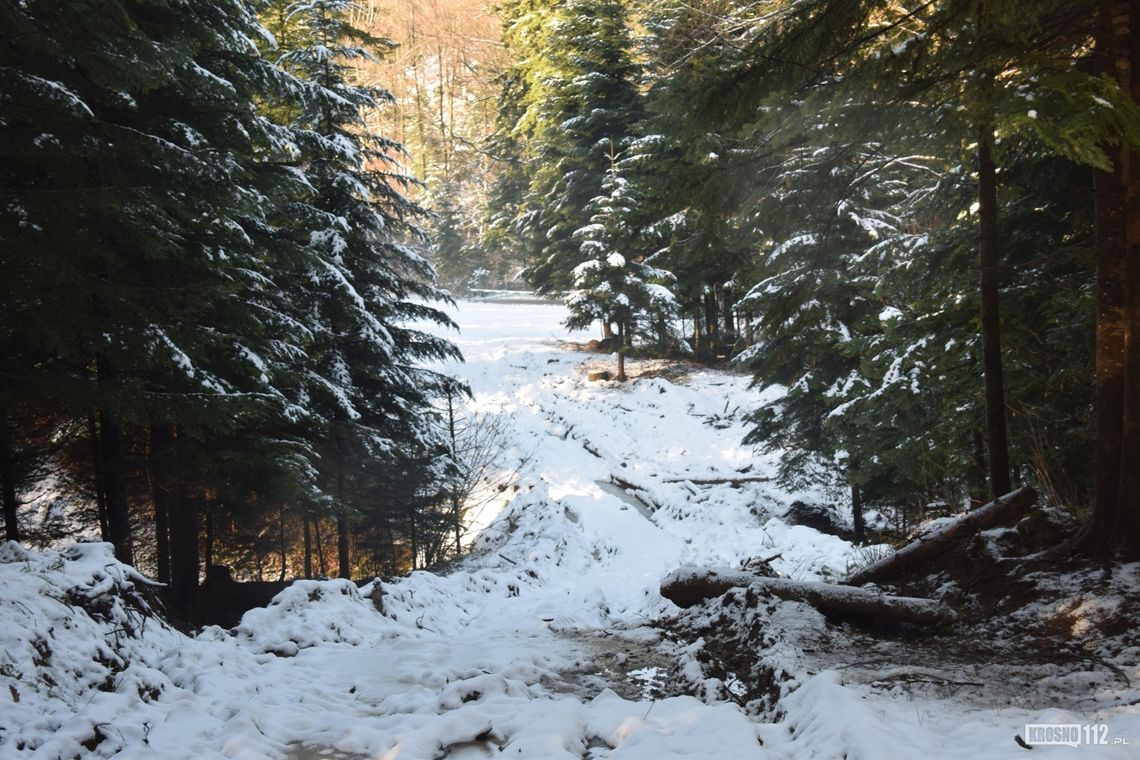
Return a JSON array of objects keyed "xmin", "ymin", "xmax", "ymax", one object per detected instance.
[
  {"xmin": 845, "ymin": 486, "xmax": 1037, "ymax": 587},
  {"xmin": 662, "ymin": 475, "xmax": 773, "ymax": 485},
  {"xmin": 660, "ymin": 566, "xmax": 955, "ymax": 626}
]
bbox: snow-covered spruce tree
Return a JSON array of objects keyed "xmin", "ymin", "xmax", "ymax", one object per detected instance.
[
  {"xmin": 565, "ymin": 162, "xmax": 681, "ymax": 381},
  {"xmin": 262, "ymin": 0, "xmax": 461, "ymax": 575},
  {"xmin": 828, "ymin": 150, "xmax": 1101, "ymax": 521},
  {"xmin": 733, "ymin": 120, "xmax": 943, "ymax": 537}
]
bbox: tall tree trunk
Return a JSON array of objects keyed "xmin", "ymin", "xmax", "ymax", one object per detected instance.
[
  {"xmin": 1080, "ymin": 0, "xmax": 1138, "ymax": 560},
  {"xmin": 977, "ymin": 124, "xmax": 1012, "ymax": 498},
  {"xmin": 1085, "ymin": 22, "xmax": 1127, "ymax": 553},
  {"xmin": 704, "ymin": 289, "xmax": 719, "ymax": 358},
  {"xmin": 88, "ymin": 415, "xmax": 110, "ymax": 541},
  {"xmin": 169, "ymin": 490, "xmax": 200, "ymax": 621},
  {"xmin": 95, "ymin": 355, "xmax": 132, "ymax": 564},
  {"xmin": 98, "ymin": 408, "xmax": 133, "ymax": 565},
  {"xmin": 149, "ymin": 425, "xmax": 173, "ymax": 585},
  {"xmin": 722, "ymin": 293, "xmax": 736, "ymax": 357},
  {"xmin": 1118, "ymin": 220, "xmax": 1140, "ymax": 559},
  {"xmin": 1117, "ymin": 0, "xmax": 1140, "ymax": 559},
  {"xmin": 0, "ymin": 422, "xmax": 20, "ymax": 542},
  {"xmin": 303, "ymin": 514, "xmax": 313, "ymax": 579}
]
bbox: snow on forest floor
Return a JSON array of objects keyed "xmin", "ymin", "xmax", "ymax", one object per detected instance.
[{"xmin": 3, "ymin": 301, "xmax": 1138, "ymax": 759}]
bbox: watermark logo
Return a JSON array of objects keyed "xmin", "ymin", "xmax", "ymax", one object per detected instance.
[{"xmin": 1022, "ymin": 723, "xmax": 1129, "ymax": 748}]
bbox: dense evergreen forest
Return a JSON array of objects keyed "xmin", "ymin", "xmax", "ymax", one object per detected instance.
[
  {"xmin": 0, "ymin": 0, "xmax": 469, "ymax": 620},
  {"xmin": 3, "ymin": 0, "xmax": 1140, "ymax": 629}
]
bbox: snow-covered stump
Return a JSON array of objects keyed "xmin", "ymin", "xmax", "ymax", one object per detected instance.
[
  {"xmin": 845, "ymin": 486, "xmax": 1037, "ymax": 587},
  {"xmin": 661, "ymin": 566, "xmax": 955, "ymax": 626}
]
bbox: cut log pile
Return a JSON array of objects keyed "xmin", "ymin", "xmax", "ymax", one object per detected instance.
[
  {"xmin": 660, "ymin": 566, "xmax": 956, "ymax": 626},
  {"xmin": 660, "ymin": 488, "xmax": 1039, "ymax": 627},
  {"xmin": 844, "ymin": 486, "xmax": 1037, "ymax": 587}
]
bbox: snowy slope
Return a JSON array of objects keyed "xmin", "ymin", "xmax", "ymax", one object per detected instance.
[{"xmin": 3, "ymin": 301, "xmax": 1137, "ymax": 759}]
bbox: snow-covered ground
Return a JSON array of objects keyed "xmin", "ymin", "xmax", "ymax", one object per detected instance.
[{"xmin": 3, "ymin": 302, "xmax": 1137, "ymax": 758}]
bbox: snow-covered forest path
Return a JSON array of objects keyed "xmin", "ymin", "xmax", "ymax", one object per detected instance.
[
  {"xmin": 13, "ymin": 301, "xmax": 1137, "ymax": 759},
  {"xmin": 228, "ymin": 301, "xmax": 854, "ymax": 759},
  {"xmin": 282, "ymin": 300, "xmax": 848, "ymax": 759},
  {"xmin": 8, "ymin": 300, "xmax": 844, "ymax": 760}
]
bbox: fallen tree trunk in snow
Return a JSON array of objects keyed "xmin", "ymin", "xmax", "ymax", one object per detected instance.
[
  {"xmin": 845, "ymin": 486, "xmax": 1037, "ymax": 587},
  {"xmin": 660, "ymin": 566, "xmax": 955, "ymax": 626}
]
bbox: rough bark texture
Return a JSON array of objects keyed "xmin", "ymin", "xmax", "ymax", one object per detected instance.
[
  {"xmin": 977, "ymin": 125, "xmax": 1012, "ymax": 498},
  {"xmin": 846, "ymin": 487, "xmax": 1037, "ymax": 587},
  {"xmin": 661, "ymin": 566, "xmax": 955, "ymax": 626}
]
